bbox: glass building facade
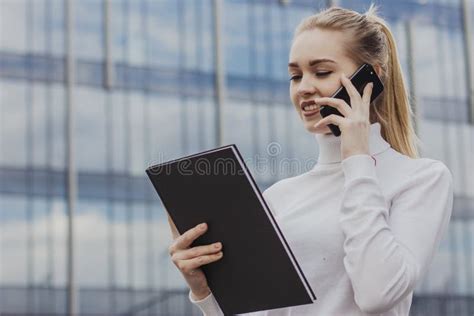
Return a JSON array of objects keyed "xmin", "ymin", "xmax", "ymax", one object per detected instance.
[{"xmin": 0, "ymin": 0, "xmax": 472, "ymax": 315}]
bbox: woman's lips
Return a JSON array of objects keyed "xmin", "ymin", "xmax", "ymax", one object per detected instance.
[{"xmin": 302, "ymin": 109, "xmax": 320, "ymax": 117}]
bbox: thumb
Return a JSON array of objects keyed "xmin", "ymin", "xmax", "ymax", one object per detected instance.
[{"xmin": 167, "ymin": 214, "xmax": 180, "ymax": 240}]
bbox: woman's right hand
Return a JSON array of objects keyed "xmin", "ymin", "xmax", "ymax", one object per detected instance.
[{"xmin": 167, "ymin": 215, "xmax": 224, "ymax": 300}]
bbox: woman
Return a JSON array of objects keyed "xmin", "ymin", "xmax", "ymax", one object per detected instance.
[{"xmin": 167, "ymin": 5, "xmax": 453, "ymax": 316}]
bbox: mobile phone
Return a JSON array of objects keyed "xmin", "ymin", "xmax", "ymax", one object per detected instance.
[{"xmin": 319, "ymin": 63, "xmax": 384, "ymax": 137}]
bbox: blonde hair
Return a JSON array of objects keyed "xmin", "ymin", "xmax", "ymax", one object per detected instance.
[{"xmin": 293, "ymin": 4, "xmax": 420, "ymax": 158}]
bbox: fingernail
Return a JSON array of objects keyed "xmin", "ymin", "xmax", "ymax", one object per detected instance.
[
  {"xmin": 214, "ymin": 242, "xmax": 221, "ymax": 249},
  {"xmin": 199, "ymin": 223, "xmax": 207, "ymax": 230}
]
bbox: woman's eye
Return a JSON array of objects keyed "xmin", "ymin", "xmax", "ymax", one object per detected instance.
[
  {"xmin": 316, "ymin": 71, "xmax": 332, "ymax": 77},
  {"xmin": 289, "ymin": 75, "xmax": 301, "ymax": 81},
  {"xmin": 289, "ymin": 72, "xmax": 332, "ymax": 81}
]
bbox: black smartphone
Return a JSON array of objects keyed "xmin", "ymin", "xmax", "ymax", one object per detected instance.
[{"xmin": 319, "ymin": 63, "xmax": 384, "ymax": 137}]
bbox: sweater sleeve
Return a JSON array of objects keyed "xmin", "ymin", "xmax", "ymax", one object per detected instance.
[
  {"xmin": 188, "ymin": 290, "xmax": 224, "ymax": 316},
  {"xmin": 339, "ymin": 154, "xmax": 454, "ymax": 314}
]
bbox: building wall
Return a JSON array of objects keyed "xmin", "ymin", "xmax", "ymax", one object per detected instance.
[{"xmin": 0, "ymin": 0, "xmax": 472, "ymax": 314}]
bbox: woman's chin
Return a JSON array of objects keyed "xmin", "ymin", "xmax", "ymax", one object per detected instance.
[
  {"xmin": 299, "ymin": 112, "xmax": 331, "ymax": 134},
  {"xmin": 304, "ymin": 120, "xmax": 329, "ymax": 134}
]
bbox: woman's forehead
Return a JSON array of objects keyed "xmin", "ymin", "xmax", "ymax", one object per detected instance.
[{"xmin": 289, "ymin": 29, "xmax": 349, "ymax": 65}]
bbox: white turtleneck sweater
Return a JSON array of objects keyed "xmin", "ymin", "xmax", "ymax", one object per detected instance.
[{"xmin": 189, "ymin": 122, "xmax": 454, "ymax": 316}]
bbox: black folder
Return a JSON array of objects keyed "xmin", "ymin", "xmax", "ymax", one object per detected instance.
[{"xmin": 146, "ymin": 144, "xmax": 316, "ymax": 315}]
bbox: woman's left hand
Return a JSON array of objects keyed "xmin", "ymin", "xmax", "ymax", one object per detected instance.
[{"xmin": 313, "ymin": 73, "xmax": 374, "ymax": 161}]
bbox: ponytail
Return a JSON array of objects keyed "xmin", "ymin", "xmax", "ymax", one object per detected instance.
[{"xmin": 365, "ymin": 8, "xmax": 421, "ymax": 158}]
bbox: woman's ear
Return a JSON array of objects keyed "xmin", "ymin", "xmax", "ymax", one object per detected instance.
[{"xmin": 374, "ymin": 64, "xmax": 383, "ymax": 78}]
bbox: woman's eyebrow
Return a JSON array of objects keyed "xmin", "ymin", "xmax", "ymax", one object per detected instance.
[{"xmin": 288, "ymin": 58, "xmax": 336, "ymax": 68}]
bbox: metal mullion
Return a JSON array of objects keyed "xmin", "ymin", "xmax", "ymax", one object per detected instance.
[
  {"xmin": 65, "ymin": 0, "xmax": 78, "ymax": 314},
  {"xmin": 461, "ymin": 0, "xmax": 473, "ymax": 124},
  {"xmin": 248, "ymin": 0, "xmax": 258, "ymax": 161},
  {"xmin": 103, "ymin": 1, "xmax": 116, "ymax": 314},
  {"xmin": 213, "ymin": 0, "xmax": 225, "ymax": 147},
  {"xmin": 144, "ymin": 2, "xmax": 161, "ymax": 310},
  {"xmin": 25, "ymin": 0, "xmax": 35, "ymax": 313},
  {"xmin": 121, "ymin": 0, "xmax": 134, "ymax": 308},
  {"xmin": 280, "ymin": 4, "xmax": 293, "ymax": 168},
  {"xmin": 436, "ymin": 18, "xmax": 459, "ymax": 307},
  {"xmin": 104, "ymin": 0, "xmax": 114, "ymax": 90},
  {"xmin": 453, "ymin": 8, "xmax": 472, "ymax": 297},
  {"xmin": 105, "ymin": 93, "xmax": 116, "ymax": 315},
  {"xmin": 458, "ymin": 1, "xmax": 474, "ymax": 305},
  {"xmin": 105, "ymin": 70, "xmax": 116, "ymax": 314},
  {"xmin": 196, "ymin": 0, "xmax": 205, "ymax": 150},
  {"xmin": 265, "ymin": 1, "xmax": 276, "ymax": 180},
  {"xmin": 178, "ymin": 0, "xmax": 189, "ymax": 154},
  {"xmin": 44, "ymin": 0, "xmax": 56, "ymax": 311},
  {"xmin": 140, "ymin": 0, "xmax": 154, "ymax": 314},
  {"xmin": 0, "ymin": 0, "xmax": 3, "ymax": 308},
  {"xmin": 435, "ymin": 14, "xmax": 453, "ymax": 172},
  {"xmin": 446, "ymin": 14, "xmax": 472, "ymax": 309}
]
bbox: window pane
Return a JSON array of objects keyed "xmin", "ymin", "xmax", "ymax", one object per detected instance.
[
  {"xmin": 75, "ymin": 0, "xmax": 104, "ymax": 60},
  {"xmin": 76, "ymin": 87, "xmax": 107, "ymax": 172},
  {"xmin": 0, "ymin": 80, "xmax": 27, "ymax": 167},
  {"xmin": 0, "ymin": 0, "xmax": 27, "ymax": 52}
]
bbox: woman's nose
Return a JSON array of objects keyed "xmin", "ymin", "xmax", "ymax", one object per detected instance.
[{"xmin": 297, "ymin": 76, "xmax": 317, "ymax": 96}]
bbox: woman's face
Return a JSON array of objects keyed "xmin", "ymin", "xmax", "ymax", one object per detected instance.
[{"xmin": 288, "ymin": 28, "xmax": 359, "ymax": 134}]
